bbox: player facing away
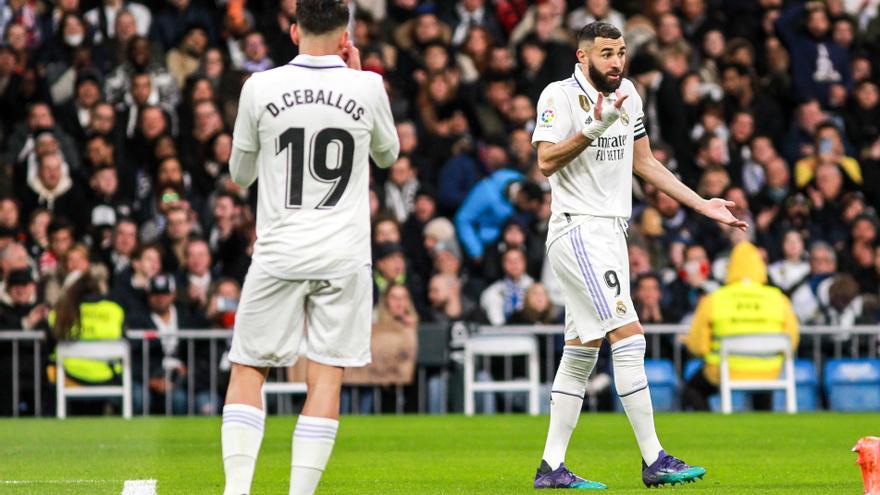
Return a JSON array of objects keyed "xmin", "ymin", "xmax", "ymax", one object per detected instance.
[
  {"xmin": 220, "ymin": 1, "xmax": 399, "ymax": 494},
  {"xmin": 531, "ymin": 22, "xmax": 747, "ymax": 490}
]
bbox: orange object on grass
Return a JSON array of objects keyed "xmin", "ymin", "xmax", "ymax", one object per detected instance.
[{"xmin": 854, "ymin": 436, "xmax": 880, "ymax": 495}]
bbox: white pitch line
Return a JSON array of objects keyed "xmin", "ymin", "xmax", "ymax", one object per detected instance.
[
  {"xmin": 0, "ymin": 479, "xmax": 117, "ymax": 485},
  {"xmin": 121, "ymin": 479, "xmax": 158, "ymax": 495}
]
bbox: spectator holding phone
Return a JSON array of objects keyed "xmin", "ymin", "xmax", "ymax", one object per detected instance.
[{"xmin": 795, "ymin": 121, "xmax": 862, "ymax": 189}]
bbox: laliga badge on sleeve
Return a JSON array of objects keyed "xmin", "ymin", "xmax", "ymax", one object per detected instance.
[
  {"xmin": 853, "ymin": 436, "xmax": 880, "ymax": 495},
  {"xmin": 538, "ymin": 108, "xmax": 556, "ymax": 128}
]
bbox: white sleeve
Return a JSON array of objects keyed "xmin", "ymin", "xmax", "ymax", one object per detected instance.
[
  {"xmin": 229, "ymin": 147, "xmax": 258, "ymax": 188},
  {"xmin": 232, "ymin": 75, "xmax": 260, "ymax": 153},
  {"xmin": 531, "ymin": 84, "xmax": 574, "ymax": 147},
  {"xmin": 368, "ymin": 75, "xmax": 399, "ymax": 169}
]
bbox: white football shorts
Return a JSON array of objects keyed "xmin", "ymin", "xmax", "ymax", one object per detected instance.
[
  {"xmin": 229, "ymin": 260, "xmax": 373, "ymax": 368},
  {"xmin": 547, "ymin": 215, "xmax": 639, "ymax": 343}
]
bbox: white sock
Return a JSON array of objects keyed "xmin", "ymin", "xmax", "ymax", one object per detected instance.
[
  {"xmin": 290, "ymin": 415, "xmax": 339, "ymax": 495},
  {"xmin": 542, "ymin": 346, "xmax": 598, "ymax": 469},
  {"xmin": 612, "ymin": 334, "xmax": 663, "ymax": 465},
  {"xmin": 222, "ymin": 404, "xmax": 266, "ymax": 495}
]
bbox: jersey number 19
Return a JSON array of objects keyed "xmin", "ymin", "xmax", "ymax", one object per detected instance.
[{"xmin": 277, "ymin": 127, "xmax": 354, "ymax": 209}]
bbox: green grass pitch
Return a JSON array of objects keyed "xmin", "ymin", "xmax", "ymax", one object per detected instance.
[{"xmin": 0, "ymin": 413, "xmax": 876, "ymax": 494}]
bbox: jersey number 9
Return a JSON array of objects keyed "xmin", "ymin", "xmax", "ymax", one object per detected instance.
[{"xmin": 277, "ymin": 127, "xmax": 354, "ymax": 209}]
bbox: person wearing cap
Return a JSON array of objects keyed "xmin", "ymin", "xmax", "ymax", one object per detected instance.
[
  {"xmin": 0, "ymin": 267, "xmax": 48, "ymax": 415},
  {"xmin": 126, "ymin": 272, "xmax": 208, "ymax": 414},
  {"xmin": 373, "ymin": 241, "xmax": 425, "ymax": 316}
]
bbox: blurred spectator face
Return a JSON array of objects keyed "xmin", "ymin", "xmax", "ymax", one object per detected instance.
[
  {"xmin": 396, "ymin": 122, "xmax": 418, "ymax": 153},
  {"xmin": 166, "ymin": 208, "xmax": 191, "ymax": 241},
  {"xmin": 463, "ymin": 27, "xmax": 490, "ymax": 58},
  {"xmin": 832, "ymin": 19, "xmax": 854, "ymax": 49},
  {"xmin": 62, "ymin": 15, "xmax": 86, "ymax": 47},
  {"xmin": 76, "ymin": 80, "xmax": 100, "ymax": 108},
  {"xmin": 764, "ymin": 158, "xmax": 790, "ymax": 188},
  {"xmin": 49, "ymin": 227, "xmax": 73, "ymax": 257},
  {"xmin": 462, "ymin": 0, "xmax": 483, "ymax": 12},
  {"xmin": 413, "ymin": 194, "xmax": 435, "ymax": 223},
  {"xmin": 509, "ymin": 129, "xmax": 533, "ymax": 163},
  {"xmin": 855, "ymin": 81, "xmax": 879, "ymax": 110},
  {"xmin": 148, "ymin": 290, "xmax": 175, "ymax": 313},
  {"xmin": 809, "ymin": 245, "xmax": 836, "ymax": 274},
  {"xmin": 35, "ymin": 133, "xmax": 60, "ymax": 158},
  {"xmin": 243, "ymin": 32, "xmax": 267, "ymax": 62},
  {"xmin": 509, "ymin": 96, "xmax": 535, "ymax": 126},
  {"xmin": 852, "ymin": 242, "xmax": 875, "ymax": 268},
  {"xmin": 8, "ymin": 280, "xmax": 35, "ymax": 306},
  {"xmin": 90, "ymin": 103, "xmax": 116, "ymax": 135},
  {"xmin": 194, "ymin": 101, "xmax": 222, "ymax": 136},
  {"xmin": 181, "ymin": 27, "xmax": 208, "ymax": 57},
  {"xmin": 681, "ymin": 0, "xmax": 705, "ymax": 19},
  {"xmin": 702, "ymin": 29, "xmax": 725, "ymax": 59},
  {"xmin": 680, "ymin": 73, "xmax": 702, "ymax": 105},
  {"xmin": 131, "ymin": 73, "xmax": 152, "ymax": 106},
  {"xmin": 534, "ymin": 2, "xmax": 562, "ymax": 40},
  {"xmin": 90, "ymin": 167, "xmax": 118, "ymax": 196},
  {"xmin": 85, "ymin": 136, "xmax": 113, "ymax": 165},
  {"xmin": 782, "ymin": 230, "xmax": 805, "ymax": 261},
  {"xmin": 0, "ymin": 49, "xmax": 15, "ymax": 75},
  {"xmin": 750, "ymin": 136, "xmax": 777, "ymax": 165},
  {"xmin": 502, "ymin": 223, "xmax": 526, "ymax": 247},
  {"xmin": 191, "ymin": 79, "xmax": 214, "ymax": 104},
  {"xmin": 806, "ymin": 8, "xmax": 830, "ymax": 39},
  {"xmin": 414, "ymin": 14, "xmax": 441, "ymax": 45},
  {"xmin": 852, "ymin": 218, "xmax": 877, "ymax": 245},
  {"xmin": 38, "ymin": 155, "xmax": 63, "ymax": 190},
  {"xmin": 389, "ymin": 156, "xmax": 415, "ymax": 186},
  {"xmin": 186, "ymin": 240, "xmax": 211, "ymax": 275},
  {"xmin": 434, "ymin": 249, "xmax": 460, "ymax": 275},
  {"xmin": 428, "ymin": 274, "xmax": 452, "ymax": 308},
  {"xmin": 203, "ymin": 49, "xmax": 225, "ymax": 78},
  {"xmin": 385, "ymin": 284, "xmax": 412, "ymax": 320},
  {"xmin": 6, "ymin": 24, "xmax": 26, "ymax": 53},
  {"xmin": 486, "ymin": 80, "xmax": 513, "ymax": 111},
  {"xmin": 654, "ymin": 190, "xmax": 680, "ymax": 217},
  {"xmin": 814, "ymin": 163, "xmax": 842, "ymax": 199},
  {"xmin": 586, "ymin": 0, "xmax": 610, "ymax": 16},
  {"xmin": 502, "ymin": 249, "xmax": 526, "ymax": 280},
  {"xmin": 657, "ymin": 14, "xmax": 682, "ymax": 45},
  {"xmin": 797, "ymin": 100, "xmax": 824, "ymax": 134},
  {"xmin": 524, "ymin": 283, "xmax": 551, "ymax": 312},
  {"xmin": 661, "ymin": 48, "xmax": 689, "ymax": 78},
  {"xmin": 29, "ymin": 211, "xmax": 50, "ymax": 244},
  {"xmin": 66, "ymin": 246, "xmax": 90, "ymax": 274},
  {"xmin": 815, "ymin": 125, "xmax": 844, "ymax": 157},
  {"xmin": 129, "ymin": 37, "xmax": 152, "ymax": 69},
  {"xmin": 669, "ymin": 241, "xmax": 686, "ymax": 268},
  {"xmin": 724, "ymin": 187, "xmax": 749, "ymax": 217},
  {"xmin": 422, "ymin": 44, "xmax": 448, "ymax": 72},
  {"xmin": 113, "ymin": 221, "xmax": 137, "ymax": 256},
  {"xmin": 134, "ymin": 247, "xmax": 161, "ymax": 278},
  {"xmin": 0, "ymin": 199, "xmax": 19, "ymax": 229},
  {"xmin": 698, "ymin": 168, "xmax": 730, "ymax": 197},
  {"xmin": 158, "ymin": 158, "xmax": 184, "ymax": 185},
  {"xmin": 374, "ymin": 219, "xmax": 401, "ymax": 244},
  {"xmin": 140, "ymin": 107, "xmax": 167, "ymax": 139},
  {"xmin": 154, "ymin": 136, "xmax": 177, "ymax": 161},
  {"xmin": 377, "ymin": 252, "xmax": 405, "ymax": 280},
  {"xmin": 2, "ymin": 243, "xmax": 29, "ymax": 276},
  {"xmin": 489, "ymin": 46, "xmax": 514, "ymax": 72},
  {"xmin": 28, "ymin": 103, "xmax": 54, "ymax": 131},
  {"xmin": 482, "ymin": 143, "xmax": 509, "ymax": 171},
  {"xmin": 699, "ymin": 136, "xmax": 726, "ymax": 167},
  {"xmin": 730, "ymin": 113, "xmax": 754, "ymax": 144},
  {"xmin": 629, "ymin": 244, "xmax": 652, "ymax": 278},
  {"xmin": 212, "ymin": 195, "xmax": 237, "ymax": 223},
  {"xmin": 841, "ymin": 194, "xmax": 866, "ymax": 223},
  {"xmin": 115, "ymin": 11, "xmax": 137, "ymax": 42},
  {"xmin": 852, "ymin": 57, "xmax": 872, "ymax": 82},
  {"xmin": 211, "ymin": 133, "xmax": 232, "ymax": 163},
  {"xmin": 520, "ymin": 42, "xmax": 546, "ymax": 72},
  {"xmin": 635, "ymin": 275, "xmax": 661, "ymax": 307},
  {"xmin": 682, "ymin": 245, "xmax": 709, "ymax": 285}
]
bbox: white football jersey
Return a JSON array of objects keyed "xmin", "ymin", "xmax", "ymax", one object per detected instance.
[
  {"xmin": 531, "ymin": 64, "xmax": 646, "ymax": 245},
  {"xmin": 232, "ymin": 54, "xmax": 399, "ymax": 279}
]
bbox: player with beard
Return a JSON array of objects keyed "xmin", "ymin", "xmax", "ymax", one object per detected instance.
[{"xmin": 530, "ymin": 22, "xmax": 747, "ymax": 489}]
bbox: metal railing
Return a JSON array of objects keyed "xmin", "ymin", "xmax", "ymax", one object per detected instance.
[{"xmin": 2, "ymin": 325, "xmax": 878, "ymax": 416}]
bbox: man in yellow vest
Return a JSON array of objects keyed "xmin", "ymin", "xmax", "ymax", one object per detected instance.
[{"xmin": 684, "ymin": 241, "xmax": 799, "ymax": 410}]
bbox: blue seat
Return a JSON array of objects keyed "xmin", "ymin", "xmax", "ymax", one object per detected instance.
[
  {"xmin": 824, "ymin": 359, "xmax": 880, "ymax": 411},
  {"xmin": 773, "ymin": 359, "xmax": 819, "ymax": 411},
  {"xmin": 615, "ymin": 359, "xmax": 678, "ymax": 412},
  {"xmin": 683, "ymin": 359, "xmax": 749, "ymax": 412}
]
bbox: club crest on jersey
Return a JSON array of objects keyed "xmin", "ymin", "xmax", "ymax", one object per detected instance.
[
  {"xmin": 619, "ymin": 107, "xmax": 630, "ymax": 126},
  {"xmin": 616, "ymin": 300, "xmax": 627, "ymax": 317},
  {"xmin": 539, "ymin": 108, "xmax": 556, "ymax": 127},
  {"xmin": 578, "ymin": 95, "xmax": 591, "ymax": 112}
]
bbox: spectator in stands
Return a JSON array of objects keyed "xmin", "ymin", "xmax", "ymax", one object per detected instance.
[
  {"xmin": 426, "ymin": 273, "xmax": 482, "ymax": 324},
  {"xmin": 633, "ymin": 273, "xmax": 679, "ymax": 324},
  {"xmin": 56, "ymin": 72, "xmax": 102, "ymax": 144},
  {"xmin": 384, "ymin": 154, "xmax": 420, "ymax": 224},
  {"xmin": 99, "ymin": 217, "xmax": 137, "ymax": 284},
  {"xmin": 795, "ymin": 121, "xmax": 862, "ymax": 188},
  {"xmin": 373, "ymin": 241, "xmax": 425, "ymax": 314},
  {"xmin": 105, "ymin": 35, "xmax": 179, "ymax": 112},
  {"xmin": 775, "ymin": 1, "xmax": 852, "ymax": 109},
  {"xmin": 176, "ymin": 237, "xmax": 213, "ymax": 315},
  {"xmin": 49, "ymin": 271, "xmax": 126, "ymax": 413},
  {"xmin": 40, "ymin": 218, "xmax": 75, "ymax": 279},
  {"xmin": 150, "ymin": 0, "xmax": 215, "ymax": 52},
  {"xmin": 113, "ymin": 243, "xmax": 161, "ymax": 319},
  {"xmin": 482, "ymin": 220, "xmax": 540, "ymax": 282},
  {"xmin": 24, "ymin": 209, "xmax": 50, "ymax": 262},
  {"xmin": 0, "ymin": 268, "xmax": 47, "ymax": 415},
  {"xmin": 455, "ymin": 172, "xmax": 542, "ymax": 263},
  {"xmin": 666, "ymin": 244, "xmax": 720, "ymax": 321},
  {"xmin": 809, "ymin": 162, "xmax": 849, "ymax": 247},
  {"xmin": 823, "ymin": 273, "xmax": 880, "ymax": 325},
  {"xmin": 84, "ymin": 0, "xmax": 152, "ymax": 44},
  {"xmin": 790, "ymin": 241, "xmax": 838, "ymax": 323},
  {"xmin": 768, "ymin": 230, "xmax": 811, "ymax": 293},
  {"xmin": 207, "ymin": 193, "xmax": 249, "ymax": 282},
  {"xmin": 685, "ymin": 241, "xmax": 799, "ymax": 410},
  {"xmin": 480, "ymin": 248, "xmax": 533, "ymax": 325},
  {"xmin": 508, "ymin": 282, "xmax": 559, "ymax": 324},
  {"xmin": 402, "ymin": 188, "xmax": 437, "ymax": 283},
  {"xmin": 127, "ymin": 273, "xmax": 206, "ymax": 414}
]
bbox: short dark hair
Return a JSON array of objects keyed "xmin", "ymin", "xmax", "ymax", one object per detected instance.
[
  {"xmin": 296, "ymin": 0, "xmax": 349, "ymax": 36},
  {"xmin": 576, "ymin": 22, "xmax": 622, "ymax": 46}
]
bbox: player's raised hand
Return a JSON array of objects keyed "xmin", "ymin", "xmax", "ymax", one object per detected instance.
[
  {"xmin": 613, "ymin": 89, "xmax": 629, "ymax": 109},
  {"xmin": 700, "ymin": 198, "xmax": 749, "ymax": 231},
  {"xmin": 339, "ymin": 40, "xmax": 361, "ymax": 70}
]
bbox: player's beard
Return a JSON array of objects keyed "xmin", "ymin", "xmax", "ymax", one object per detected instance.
[{"xmin": 587, "ymin": 59, "xmax": 622, "ymax": 94}]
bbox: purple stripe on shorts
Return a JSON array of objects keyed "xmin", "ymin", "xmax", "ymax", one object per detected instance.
[
  {"xmin": 574, "ymin": 225, "xmax": 612, "ymax": 320},
  {"xmin": 569, "ymin": 226, "xmax": 606, "ymax": 320}
]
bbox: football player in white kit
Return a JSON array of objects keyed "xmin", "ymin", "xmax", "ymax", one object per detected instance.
[
  {"xmin": 220, "ymin": 1, "xmax": 399, "ymax": 494},
  {"xmin": 531, "ymin": 22, "xmax": 747, "ymax": 489}
]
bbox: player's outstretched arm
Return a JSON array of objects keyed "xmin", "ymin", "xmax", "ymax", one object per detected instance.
[
  {"xmin": 230, "ymin": 147, "xmax": 258, "ymax": 188},
  {"xmin": 537, "ymin": 92, "xmax": 627, "ymax": 177},
  {"xmin": 632, "ymin": 135, "xmax": 748, "ymax": 231}
]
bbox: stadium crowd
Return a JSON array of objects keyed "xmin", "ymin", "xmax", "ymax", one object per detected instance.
[{"xmin": 1, "ymin": 0, "xmax": 880, "ymax": 415}]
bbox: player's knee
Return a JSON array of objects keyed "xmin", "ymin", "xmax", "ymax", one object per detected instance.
[{"xmin": 611, "ymin": 335, "xmax": 648, "ymax": 396}]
